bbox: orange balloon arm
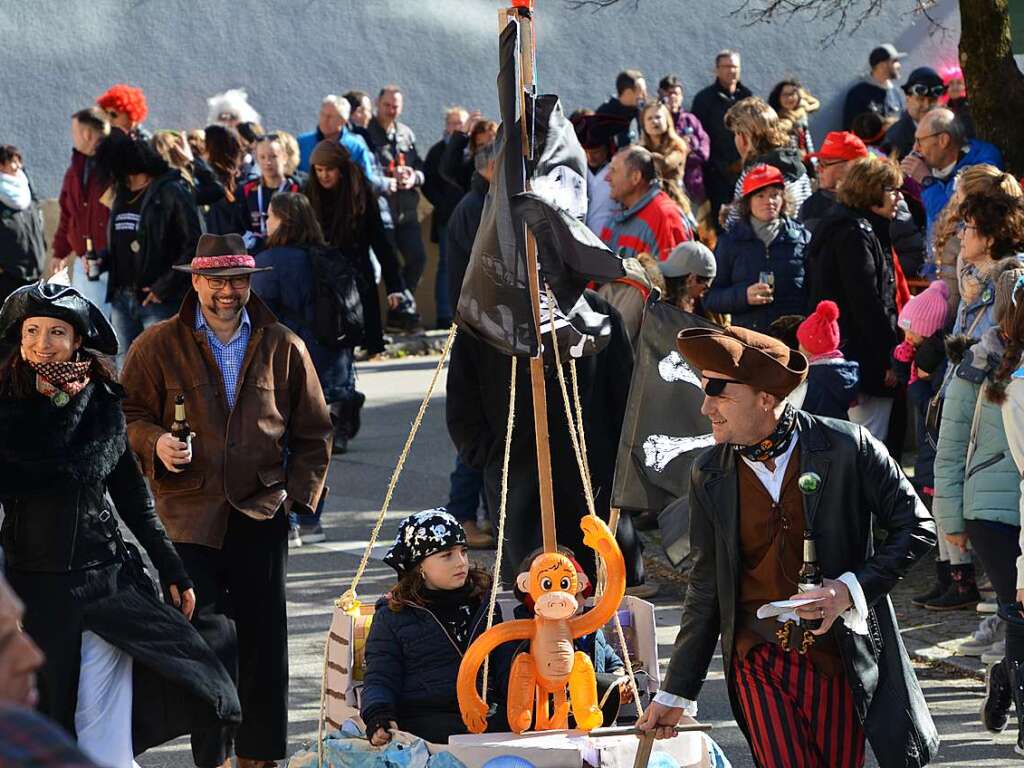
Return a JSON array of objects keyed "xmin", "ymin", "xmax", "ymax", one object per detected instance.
[
  {"xmin": 457, "ymin": 618, "xmax": 535, "ymax": 731},
  {"xmin": 570, "ymin": 519, "xmax": 627, "ymax": 638}
]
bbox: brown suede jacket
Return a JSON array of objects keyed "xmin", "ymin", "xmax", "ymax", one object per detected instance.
[{"xmin": 121, "ymin": 290, "xmax": 332, "ymax": 548}]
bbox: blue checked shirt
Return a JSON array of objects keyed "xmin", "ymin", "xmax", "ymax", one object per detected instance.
[{"xmin": 196, "ymin": 304, "xmax": 251, "ymax": 409}]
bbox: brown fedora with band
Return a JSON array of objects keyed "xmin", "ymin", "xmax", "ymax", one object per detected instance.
[{"xmin": 172, "ymin": 233, "xmax": 272, "ymax": 277}]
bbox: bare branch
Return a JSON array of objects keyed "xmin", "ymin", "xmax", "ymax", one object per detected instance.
[
  {"xmin": 565, "ymin": 0, "xmax": 948, "ymax": 45},
  {"xmin": 564, "ymin": 0, "xmax": 641, "ymax": 10}
]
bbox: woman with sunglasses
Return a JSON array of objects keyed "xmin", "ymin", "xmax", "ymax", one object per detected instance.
[{"xmin": 96, "ymin": 84, "xmax": 150, "ymax": 140}]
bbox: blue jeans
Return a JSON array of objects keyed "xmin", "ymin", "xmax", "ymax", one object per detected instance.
[
  {"xmin": 447, "ymin": 455, "xmax": 486, "ymax": 523},
  {"xmin": 317, "ymin": 346, "xmax": 356, "ymax": 404},
  {"xmin": 291, "ymin": 492, "xmax": 326, "ymax": 529},
  {"xmin": 110, "ymin": 287, "xmax": 176, "ymax": 366},
  {"xmin": 435, "ymin": 221, "xmax": 452, "ymax": 324}
]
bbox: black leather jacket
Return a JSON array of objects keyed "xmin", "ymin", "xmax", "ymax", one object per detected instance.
[
  {"xmin": 0, "ymin": 378, "xmax": 188, "ymax": 586},
  {"xmin": 104, "ymin": 170, "xmax": 205, "ymax": 306},
  {"xmin": 664, "ymin": 412, "xmax": 938, "ymax": 767}
]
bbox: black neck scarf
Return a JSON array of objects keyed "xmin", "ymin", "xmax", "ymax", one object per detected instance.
[{"xmin": 735, "ymin": 404, "xmax": 797, "ymax": 463}]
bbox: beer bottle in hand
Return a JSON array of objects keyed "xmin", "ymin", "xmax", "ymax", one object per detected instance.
[
  {"xmin": 798, "ymin": 530, "xmax": 823, "ymax": 630},
  {"xmin": 170, "ymin": 394, "xmax": 192, "ymax": 468},
  {"xmin": 84, "ymin": 237, "xmax": 101, "ymax": 281}
]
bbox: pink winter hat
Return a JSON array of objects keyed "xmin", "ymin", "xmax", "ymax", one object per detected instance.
[
  {"xmin": 899, "ymin": 280, "xmax": 950, "ymax": 337},
  {"xmin": 797, "ymin": 300, "xmax": 841, "ymax": 356}
]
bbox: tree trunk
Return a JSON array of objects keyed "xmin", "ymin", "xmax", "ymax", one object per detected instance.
[{"xmin": 959, "ymin": 0, "xmax": 1024, "ymax": 174}]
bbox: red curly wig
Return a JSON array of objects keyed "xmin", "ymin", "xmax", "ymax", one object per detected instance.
[{"xmin": 96, "ymin": 84, "xmax": 148, "ymax": 125}]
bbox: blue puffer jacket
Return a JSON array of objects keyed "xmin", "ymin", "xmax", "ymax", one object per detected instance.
[
  {"xmin": 933, "ymin": 328, "xmax": 1021, "ymax": 533},
  {"xmin": 802, "ymin": 357, "xmax": 860, "ymax": 420},
  {"xmin": 360, "ymin": 594, "xmax": 513, "ymax": 744},
  {"xmin": 703, "ymin": 216, "xmax": 810, "ymax": 331}
]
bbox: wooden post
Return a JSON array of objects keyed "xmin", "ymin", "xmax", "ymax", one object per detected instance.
[{"xmin": 503, "ymin": 1, "xmax": 557, "ymax": 553}]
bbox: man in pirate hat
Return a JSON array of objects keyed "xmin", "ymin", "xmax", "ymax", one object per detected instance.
[
  {"xmin": 120, "ymin": 234, "xmax": 332, "ymax": 768},
  {"xmin": 637, "ymin": 325, "xmax": 939, "ymax": 768}
]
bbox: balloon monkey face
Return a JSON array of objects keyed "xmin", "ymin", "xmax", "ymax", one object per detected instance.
[{"xmin": 517, "ymin": 553, "xmax": 580, "ymax": 620}]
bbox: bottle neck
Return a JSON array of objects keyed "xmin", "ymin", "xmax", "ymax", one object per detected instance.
[
  {"xmin": 803, "ymin": 536, "xmax": 817, "ymax": 564},
  {"xmin": 174, "ymin": 404, "xmax": 186, "ymax": 422}
]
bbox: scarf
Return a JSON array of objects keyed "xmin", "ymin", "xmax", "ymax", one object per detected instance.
[
  {"xmin": 421, "ymin": 583, "xmax": 478, "ymax": 651},
  {"xmin": 28, "ymin": 358, "xmax": 92, "ymax": 406},
  {"xmin": 751, "ymin": 216, "xmax": 782, "ymax": 248},
  {"xmin": 735, "ymin": 403, "xmax": 797, "ymax": 463}
]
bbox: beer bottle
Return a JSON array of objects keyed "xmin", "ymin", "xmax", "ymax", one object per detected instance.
[
  {"xmin": 170, "ymin": 394, "xmax": 192, "ymax": 467},
  {"xmin": 798, "ymin": 530, "xmax": 824, "ymax": 630},
  {"xmin": 84, "ymin": 236, "xmax": 101, "ymax": 281}
]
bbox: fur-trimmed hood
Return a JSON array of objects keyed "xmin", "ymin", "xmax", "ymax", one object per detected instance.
[{"xmin": 0, "ymin": 380, "xmax": 126, "ymax": 495}]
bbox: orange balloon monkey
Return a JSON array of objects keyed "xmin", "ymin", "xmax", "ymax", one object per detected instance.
[{"xmin": 457, "ymin": 516, "xmax": 626, "ymax": 734}]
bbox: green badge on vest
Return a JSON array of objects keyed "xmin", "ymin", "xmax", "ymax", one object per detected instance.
[{"xmin": 798, "ymin": 472, "xmax": 821, "ymax": 494}]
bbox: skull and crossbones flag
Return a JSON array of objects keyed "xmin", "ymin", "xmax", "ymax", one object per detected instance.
[
  {"xmin": 611, "ymin": 297, "xmax": 720, "ymax": 566},
  {"xmin": 455, "ymin": 17, "xmax": 625, "ymax": 360}
]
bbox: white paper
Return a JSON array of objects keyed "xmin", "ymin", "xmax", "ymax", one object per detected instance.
[{"xmin": 756, "ymin": 597, "xmax": 825, "ymax": 620}]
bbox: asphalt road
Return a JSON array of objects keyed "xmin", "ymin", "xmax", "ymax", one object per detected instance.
[{"xmin": 136, "ymin": 356, "xmax": 1019, "ymax": 767}]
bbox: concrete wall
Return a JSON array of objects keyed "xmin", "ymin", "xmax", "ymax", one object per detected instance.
[
  {"xmin": 3, "ymin": 0, "xmax": 962, "ymax": 324},
  {"xmin": 3, "ymin": 0, "xmax": 961, "ymax": 199}
]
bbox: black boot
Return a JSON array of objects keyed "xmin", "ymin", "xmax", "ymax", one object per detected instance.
[
  {"xmin": 1009, "ymin": 660, "xmax": 1024, "ymax": 756},
  {"xmin": 924, "ymin": 562, "xmax": 980, "ymax": 611},
  {"xmin": 912, "ymin": 560, "xmax": 951, "ymax": 607},
  {"xmin": 348, "ymin": 391, "xmax": 366, "ymax": 440},
  {"xmin": 981, "ymin": 658, "xmax": 1012, "ymax": 733},
  {"xmin": 330, "ymin": 403, "xmax": 349, "ymax": 455}
]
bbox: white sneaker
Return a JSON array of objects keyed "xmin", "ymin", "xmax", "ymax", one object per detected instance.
[
  {"xmin": 982, "ymin": 638, "xmax": 1007, "ymax": 665},
  {"xmin": 288, "ymin": 525, "xmax": 303, "ymax": 549},
  {"xmin": 977, "ymin": 601, "xmax": 998, "ymax": 614},
  {"xmin": 959, "ymin": 614, "xmax": 1004, "ymax": 657}
]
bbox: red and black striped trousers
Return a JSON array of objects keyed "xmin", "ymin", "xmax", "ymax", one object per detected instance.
[{"xmin": 732, "ymin": 642, "xmax": 866, "ymax": 768}]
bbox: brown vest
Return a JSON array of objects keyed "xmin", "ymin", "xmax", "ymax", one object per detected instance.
[{"xmin": 735, "ymin": 447, "xmax": 841, "ymax": 674}]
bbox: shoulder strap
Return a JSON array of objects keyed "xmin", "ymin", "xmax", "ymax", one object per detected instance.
[{"xmin": 965, "ymin": 381, "xmax": 987, "ymax": 469}]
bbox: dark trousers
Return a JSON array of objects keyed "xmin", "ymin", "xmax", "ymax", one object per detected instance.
[
  {"xmin": 0, "ymin": 271, "xmax": 28, "ymax": 304},
  {"xmin": 447, "ymin": 455, "xmax": 486, "ymax": 523},
  {"xmin": 388, "ymin": 219, "xmax": 428, "ymax": 293},
  {"xmin": 732, "ymin": 643, "xmax": 865, "ymax": 768},
  {"xmin": 965, "ymin": 519, "xmax": 1021, "ymax": 607},
  {"xmin": 175, "ymin": 509, "xmax": 289, "ymax": 763},
  {"xmin": 435, "ymin": 222, "xmax": 452, "ymax": 324}
]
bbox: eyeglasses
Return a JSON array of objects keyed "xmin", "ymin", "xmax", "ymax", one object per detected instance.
[
  {"xmin": 905, "ymin": 83, "xmax": 947, "ymax": 98},
  {"xmin": 254, "ymin": 133, "xmax": 281, "ymax": 144},
  {"xmin": 702, "ymin": 378, "xmax": 744, "ymax": 396},
  {"xmin": 914, "ymin": 131, "xmax": 947, "ymax": 144},
  {"xmin": 203, "ymin": 276, "xmax": 251, "ymax": 290},
  {"xmin": 217, "ymin": 112, "xmax": 239, "ymax": 122}
]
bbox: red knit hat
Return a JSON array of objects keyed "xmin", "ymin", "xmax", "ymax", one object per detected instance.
[
  {"xmin": 97, "ymin": 84, "xmax": 149, "ymax": 125},
  {"xmin": 797, "ymin": 300, "xmax": 841, "ymax": 356},
  {"xmin": 741, "ymin": 164, "xmax": 785, "ymax": 198},
  {"xmin": 809, "ymin": 131, "xmax": 869, "ymax": 162}
]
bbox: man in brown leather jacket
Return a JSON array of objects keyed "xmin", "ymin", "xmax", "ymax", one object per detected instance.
[{"xmin": 121, "ymin": 233, "xmax": 332, "ymax": 768}]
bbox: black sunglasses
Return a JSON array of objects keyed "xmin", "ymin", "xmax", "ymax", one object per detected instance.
[
  {"xmin": 905, "ymin": 83, "xmax": 946, "ymax": 98},
  {"xmin": 703, "ymin": 378, "xmax": 743, "ymax": 396}
]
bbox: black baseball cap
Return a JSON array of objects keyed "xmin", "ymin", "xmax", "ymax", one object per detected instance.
[
  {"xmin": 901, "ymin": 67, "xmax": 946, "ymax": 97},
  {"xmin": 869, "ymin": 44, "xmax": 907, "ymax": 67}
]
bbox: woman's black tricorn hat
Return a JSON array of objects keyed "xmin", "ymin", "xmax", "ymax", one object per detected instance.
[{"xmin": 0, "ymin": 282, "xmax": 118, "ymax": 355}]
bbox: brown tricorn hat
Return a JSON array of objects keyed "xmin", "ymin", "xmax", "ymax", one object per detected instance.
[{"xmin": 676, "ymin": 325, "xmax": 808, "ymax": 399}]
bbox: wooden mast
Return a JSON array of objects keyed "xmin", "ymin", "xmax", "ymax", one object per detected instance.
[{"xmin": 500, "ymin": 0, "xmax": 557, "ymax": 553}]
